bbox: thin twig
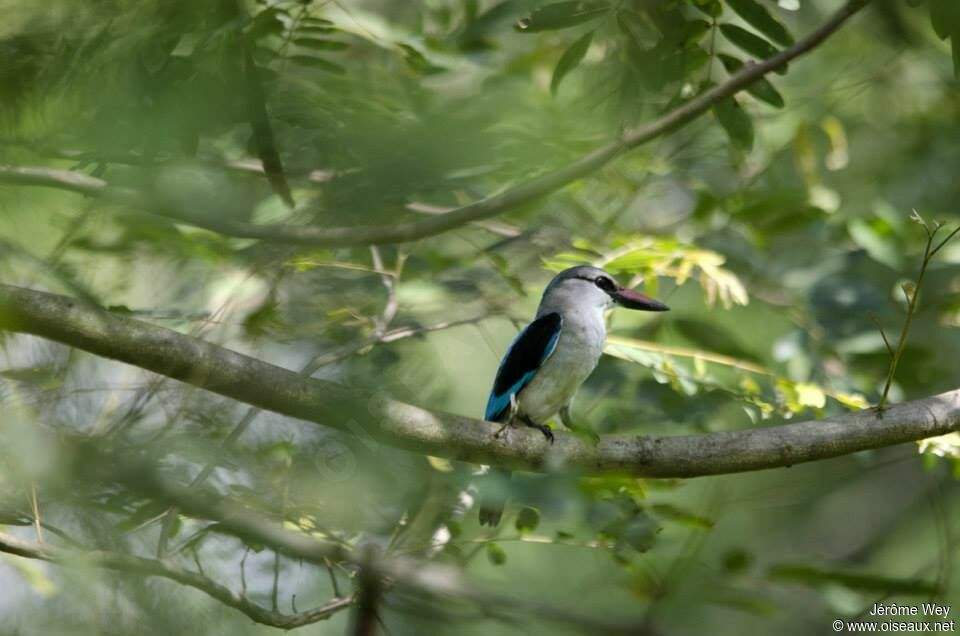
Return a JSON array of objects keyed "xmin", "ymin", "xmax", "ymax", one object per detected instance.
[
  {"xmin": 0, "ymin": 531, "xmax": 355, "ymax": 629},
  {"xmin": 28, "ymin": 484, "xmax": 43, "ymax": 543},
  {"xmin": 240, "ymin": 546, "xmax": 250, "ymax": 597},
  {"xmin": 325, "ymin": 556, "xmax": 342, "ymax": 597},
  {"xmin": 868, "ymin": 313, "xmax": 895, "ymax": 356},
  {"xmin": 878, "ymin": 219, "xmax": 960, "ymax": 410},
  {"xmin": 153, "ymin": 250, "xmax": 406, "ymax": 552},
  {"xmin": 930, "ymin": 224, "xmax": 960, "ymax": 259}
]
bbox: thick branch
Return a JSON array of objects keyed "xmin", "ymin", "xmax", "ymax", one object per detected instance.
[
  {"xmin": 1, "ymin": 283, "xmax": 957, "ymax": 477},
  {"xmin": 0, "ymin": 1, "xmax": 871, "ymax": 247},
  {"xmin": 0, "ymin": 531, "xmax": 354, "ymax": 629}
]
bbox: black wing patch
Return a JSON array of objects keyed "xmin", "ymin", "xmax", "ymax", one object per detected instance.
[{"xmin": 484, "ymin": 312, "xmax": 562, "ymax": 421}]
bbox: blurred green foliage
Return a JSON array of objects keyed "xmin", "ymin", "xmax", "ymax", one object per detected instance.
[{"xmin": 0, "ymin": 0, "xmax": 959, "ymax": 635}]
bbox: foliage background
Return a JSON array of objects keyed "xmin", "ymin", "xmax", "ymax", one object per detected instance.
[{"xmin": 0, "ymin": 0, "xmax": 959, "ymax": 634}]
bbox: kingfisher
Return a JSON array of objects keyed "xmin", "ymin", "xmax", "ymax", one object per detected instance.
[{"xmin": 478, "ymin": 265, "xmax": 669, "ymax": 526}]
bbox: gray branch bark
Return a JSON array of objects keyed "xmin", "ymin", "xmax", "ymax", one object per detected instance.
[
  {"xmin": 1, "ymin": 283, "xmax": 957, "ymax": 478},
  {"xmin": 0, "ymin": 0, "xmax": 871, "ymax": 248}
]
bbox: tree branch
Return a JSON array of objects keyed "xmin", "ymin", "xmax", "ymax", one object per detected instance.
[
  {"xmin": 2, "ymin": 458, "xmax": 656, "ymax": 636},
  {"xmin": 1, "ymin": 283, "xmax": 957, "ymax": 478},
  {"xmin": 0, "ymin": 531, "xmax": 354, "ymax": 629},
  {"xmin": 0, "ymin": 0, "xmax": 871, "ymax": 248}
]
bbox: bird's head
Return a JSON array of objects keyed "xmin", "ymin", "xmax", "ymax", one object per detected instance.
[{"xmin": 542, "ymin": 265, "xmax": 669, "ymax": 313}]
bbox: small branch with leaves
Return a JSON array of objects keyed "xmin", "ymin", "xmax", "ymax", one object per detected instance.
[
  {"xmin": 0, "ymin": 450, "xmax": 658, "ymax": 636},
  {"xmin": 0, "ymin": 531, "xmax": 355, "ymax": 629},
  {"xmin": 876, "ymin": 212, "xmax": 960, "ymax": 410},
  {"xmin": 0, "ymin": 1, "xmax": 871, "ymax": 248}
]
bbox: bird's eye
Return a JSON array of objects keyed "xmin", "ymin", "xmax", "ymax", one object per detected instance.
[{"xmin": 594, "ymin": 276, "xmax": 616, "ymax": 292}]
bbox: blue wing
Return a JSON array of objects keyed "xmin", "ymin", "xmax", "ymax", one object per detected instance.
[{"xmin": 484, "ymin": 312, "xmax": 562, "ymax": 422}]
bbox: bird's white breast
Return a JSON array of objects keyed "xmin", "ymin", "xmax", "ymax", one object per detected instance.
[{"xmin": 517, "ymin": 306, "xmax": 606, "ymax": 423}]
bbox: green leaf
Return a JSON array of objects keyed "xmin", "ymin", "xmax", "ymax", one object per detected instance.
[
  {"xmin": 302, "ymin": 17, "xmax": 335, "ymax": 27},
  {"xmin": 399, "ymin": 44, "xmax": 446, "ymax": 75},
  {"xmin": 515, "ymin": 506, "xmax": 541, "ymax": 533},
  {"xmin": 929, "ymin": 0, "xmax": 960, "ymax": 40},
  {"xmin": 952, "ymin": 37, "xmax": 960, "ymax": 78},
  {"xmin": 769, "ymin": 564, "xmax": 939, "ymax": 596},
  {"xmin": 917, "ymin": 432, "xmax": 960, "ymax": 459},
  {"xmin": 692, "ymin": 0, "xmax": 723, "ymax": 18},
  {"xmin": 446, "ymin": 520, "xmax": 463, "ymax": 538},
  {"xmin": 460, "ymin": 1, "xmax": 522, "ymax": 48},
  {"xmin": 794, "ymin": 382, "xmax": 826, "ymax": 409},
  {"xmin": 486, "ymin": 542, "xmax": 508, "ymax": 565},
  {"xmin": 550, "ymin": 30, "xmax": 594, "ymax": 95},
  {"xmin": 515, "ymin": 1, "xmax": 610, "ymax": 32},
  {"xmin": 298, "ymin": 25, "xmax": 339, "ymax": 35},
  {"xmin": 725, "ymin": 0, "xmax": 794, "ymax": 46},
  {"xmin": 0, "ymin": 365, "xmax": 58, "ymax": 387},
  {"xmin": 619, "ymin": 515, "xmax": 660, "ymax": 552},
  {"xmin": 722, "ymin": 548, "xmax": 754, "ymax": 574},
  {"xmin": 288, "ymin": 55, "xmax": 346, "ymax": 75},
  {"xmin": 651, "ymin": 503, "xmax": 714, "ymax": 529},
  {"xmin": 294, "ymin": 38, "xmax": 349, "ymax": 51},
  {"xmin": 713, "ymin": 95, "xmax": 754, "ymax": 151},
  {"xmin": 669, "ymin": 19, "xmax": 711, "ymax": 46},
  {"xmin": 683, "ymin": 46, "xmax": 711, "ymax": 74},
  {"xmin": 249, "ymin": 10, "xmax": 286, "ymax": 40},
  {"xmin": 847, "ymin": 218, "xmax": 902, "ymax": 269},
  {"xmin": 243, "ymin": 299, "xmax": 280, "ymax": 338},
  {"xmin": 718, "ymin": 54, "xmax": 784, "ymax": 107},
  {"xmin": 719, "ymin": 24, "xmax": 787, "ymax": 74}
]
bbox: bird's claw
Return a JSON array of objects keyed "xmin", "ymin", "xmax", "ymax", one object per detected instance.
[
  {"xmin": 520, "ymin": 417, "xmax": 554, "ymax": 444},
  {"xmin": 536, "ymin": 424, "xmax": 555, "ymax": 445}
]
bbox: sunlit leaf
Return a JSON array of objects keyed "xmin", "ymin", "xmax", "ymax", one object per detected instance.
[
  {"xmin": 2, "ymin": 557, "xmax": 56, "ymax": 597},
  {"xmin": 427, "ymin": 456, "xmax": 454, "ymax": 472},
  {"xmin": 918, "ymin": 432, "xmax": 960, "ymax": 458},
  {"xmin": 486, "ymin": 542, "xmax": 508, "ymax": 565},
  {"xmin": 794, "ymin": 383, "xmax": 826, "ymax": 409},
  {"xmin": 847, "ymin": 218, "xmax": 902, "ymax": 269}
]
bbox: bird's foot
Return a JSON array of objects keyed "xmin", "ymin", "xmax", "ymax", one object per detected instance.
[
  {"xmin": 493, "ymin": 421, "xmax": 511, "ymax": 441},
  {"xmin": 520, "ymin": 416, "xmax": 554, "ymax": 444}
]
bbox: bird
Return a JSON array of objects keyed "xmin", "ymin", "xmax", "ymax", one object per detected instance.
[{"xmin": 477, "ymin": 265, "xmax": 669, "ymax": 526}]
